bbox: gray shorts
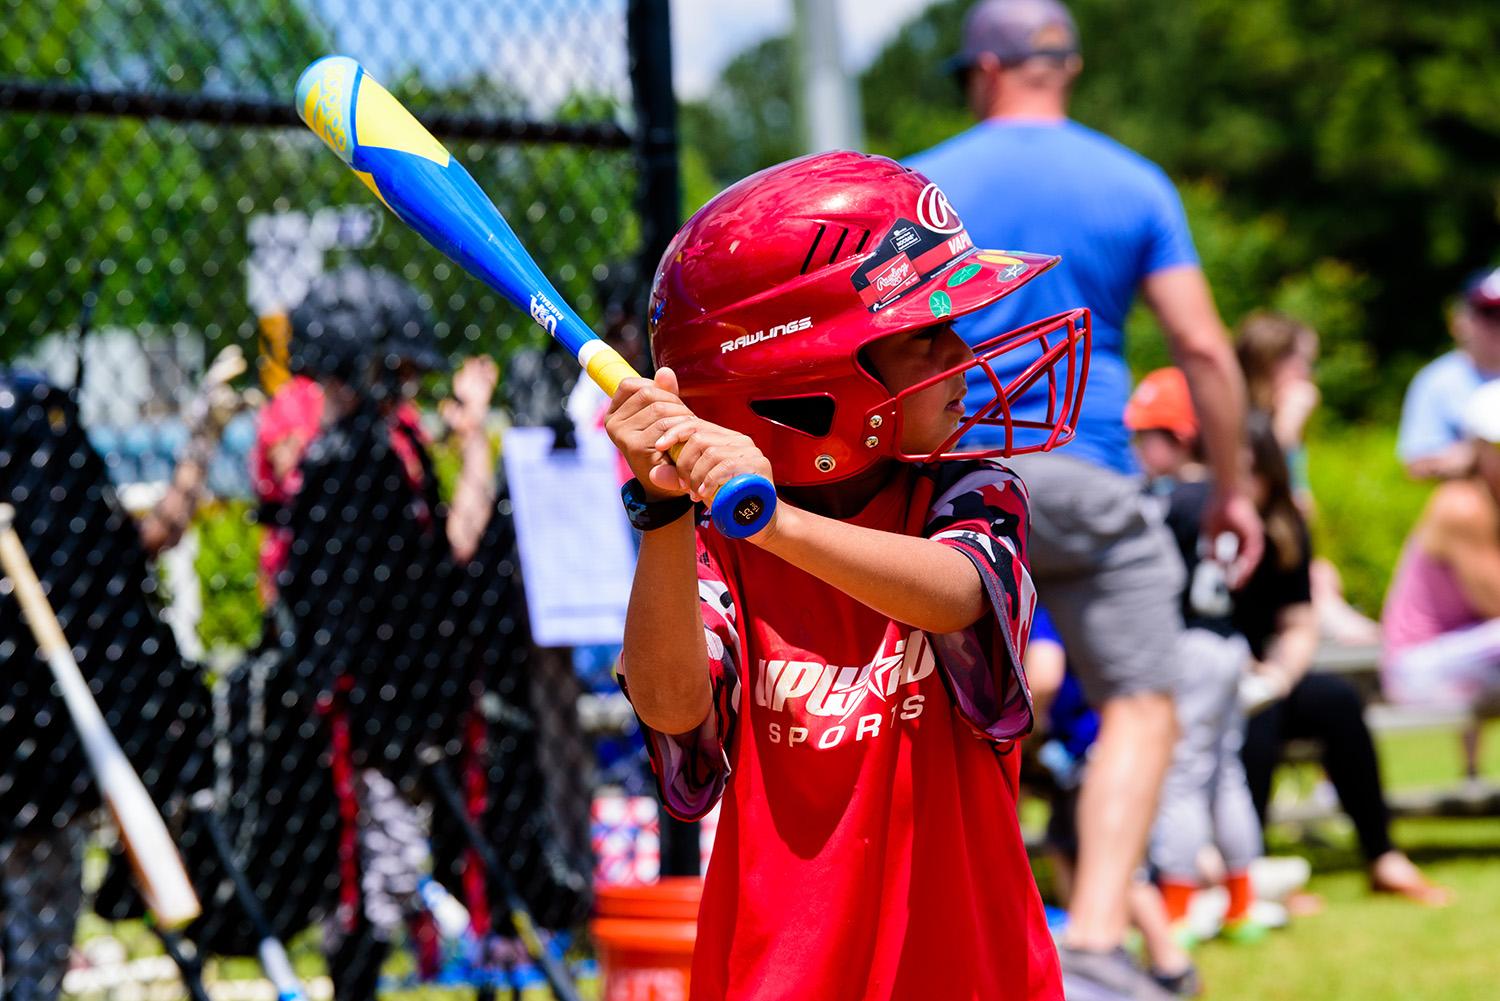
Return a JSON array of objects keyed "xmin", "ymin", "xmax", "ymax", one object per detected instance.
[{"xmin": 1009, "ymin": 452, "xmax": 1186, "ymax": 703}]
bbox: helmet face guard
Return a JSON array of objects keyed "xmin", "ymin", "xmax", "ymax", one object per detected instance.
[{"xmin": 886, "ymin": 307, "xmax": 1091, "ymax": 463}]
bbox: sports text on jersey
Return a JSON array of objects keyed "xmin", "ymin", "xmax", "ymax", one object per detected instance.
[{"xmin": 755, "ymin": 635, "xmax": 936, "ymax": 750}]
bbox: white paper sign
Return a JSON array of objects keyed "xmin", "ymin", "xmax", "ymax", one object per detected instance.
[{"xmin": 502, "ymin": 425, "xmax": 636, "ymax": 647}]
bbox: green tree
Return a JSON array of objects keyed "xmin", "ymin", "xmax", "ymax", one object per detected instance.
[
  {"xmin": 1, "ymin": 2, "xmax": 639, "ymax": 369},
  {"xmin": 859, "ymin": 0, "xmax": 1500, "ymax": 421},
  {"xmin": 680, "ymin": 1, "xmax": 1500, "ymax": 421},
  {"xmin": 678, "ymin": 35, "xmax": 800, "ymax": 196},
  {"xmin": 0, "ymin": 0, "xmax": 333, "ymax": 358}
]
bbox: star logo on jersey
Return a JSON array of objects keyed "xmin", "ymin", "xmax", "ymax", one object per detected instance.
[
  {"xmin": 755, "ymin": 634, "xmax": 935, "ymax": 720},
  {"xmin": 818, "ymin": 644, "xmax": 907, "ymax": 722}
]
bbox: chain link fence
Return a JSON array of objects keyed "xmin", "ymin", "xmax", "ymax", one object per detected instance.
[{"xmin": 1, "ymin": 1, "xmax": 678, "ymax": 997}]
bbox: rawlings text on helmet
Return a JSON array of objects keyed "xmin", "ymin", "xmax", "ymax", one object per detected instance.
[{"xmin": 721, "ymin": 316, "xmax": 813, "ymax": 354}]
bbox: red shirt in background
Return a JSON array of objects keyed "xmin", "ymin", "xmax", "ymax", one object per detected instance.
[
  {"xmin": 623, "ymin": 460, "xmax": 1062, "ymax": 1001},
  {"xmin": 250, "ymin": 376, "xmax": 428, "ymax": 600}
]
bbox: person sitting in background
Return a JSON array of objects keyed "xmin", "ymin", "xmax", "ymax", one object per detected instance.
[
  {"xmin": 1231, "ymin": 414, "xmax": 1451, "ymax": 906},
  {"xmin": 1126, "ymin": 369, "xmax": 1270, "ymax": 946},
  {"xmin": 1235, "ymin": 312, "xmax": 1319, "ymax": 504},
  {"xmin": 1397, "ymin": 267, "xmax": 1500, "ymax": 481},
  {"xmin": 1382, "ymin": 381, "xmax": 1500, "ymax": 778},
  {"xmin": 1235, "ymin": 312, "xmax": 1381, "ymax": 645}
]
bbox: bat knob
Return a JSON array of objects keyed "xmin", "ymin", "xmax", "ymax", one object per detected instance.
[{"xmin": 710, "ymin": 474, "xmax": 777, "ymax": 539}]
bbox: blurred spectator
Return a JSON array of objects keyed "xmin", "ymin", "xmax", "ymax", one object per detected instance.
[
  {"xmin": 136, "ymin": 347, "xmax": 249, "ymax": 556},
  {"xmin": 1, "ymin": 369, "xmax": 213, "ymax": 1000},
  {"xmin": 1126, "ymin": 369, "xmax": 1269, "ymax": 945},
  {"xmin": 251, "ymin": 275, "xmax": 493, "ymax": 602},
  {"xmin": 1235, "ymin": 312, "xmax": 1382, "ymax": 645},
  {"xmin": 1397, "ymin": 267, "xmax": 1500, "ymax": 480},
  {"xmin": 1382, "ymin": 381, "xmax": 1500, "ymax": 778},
  {"xmin": 267, "ymin": 267, "xmax": 499, "ymax": 997},
  {"xmin": 909, "ymin": 2, "xmax": 1260, "ymax": 992},
  {"xmin": 1232, "ymin": 414, "xmax": 1450, "ymax": 906},
  {"xmin": 1235, "ymin": 312, "xmax": 1319, "ymax": 504},
  {"xmin": 1024, "ymin": 611, "xmax": 1200, "ymax": 998}
]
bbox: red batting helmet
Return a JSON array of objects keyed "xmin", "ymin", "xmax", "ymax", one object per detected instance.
[{"xmin": 649, "ymin": 150, "xmax": 1089, "ymax": 486}]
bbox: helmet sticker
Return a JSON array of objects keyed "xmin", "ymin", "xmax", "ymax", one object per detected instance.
[
  {"xmin": 946, "ymin": 263, "xmax": 982, "ymax": 288},
  {"xmin": 928, "ymin": 290, "xmax": 953, "ymax": 319},
  {"xmin": 974, "ymin": 252, "xmax": 1029, "ymax": 282},
  {"xmin": 851, "ymin": 216, "xmax": 975, "ymax": 312}
]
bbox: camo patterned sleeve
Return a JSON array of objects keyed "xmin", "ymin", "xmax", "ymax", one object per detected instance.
[
  {"xmin": 921, "ymin": 460, "xmax": 1038, "ymax": 742},
  {"xmin": 618, "ymin": 531, "xmax": 740, "ymax": 822}
]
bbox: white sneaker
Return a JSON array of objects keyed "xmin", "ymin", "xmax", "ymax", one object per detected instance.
[
  {"xmin": 1250, "ymin": 856, "xmax": 1311, "ymax": 903},
  {"xmin": 1249, "ymin": 899, "xmax": 1290, "ymax": 930},
  {"xmin": 1185, "ymin": 887, "xmax": 1227, "ymax": 942}
]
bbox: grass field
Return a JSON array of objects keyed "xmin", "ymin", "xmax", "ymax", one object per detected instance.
[{"xmin": 1187, "ymin": 722, "xmax": 1500, "ymax": 1001}]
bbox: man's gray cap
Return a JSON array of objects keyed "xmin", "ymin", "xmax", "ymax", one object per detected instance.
[{"xmin": 948, "ymin": 0, "xmax": 1079, "ymax": 75}]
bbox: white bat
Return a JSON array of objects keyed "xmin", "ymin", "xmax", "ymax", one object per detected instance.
[{"xmin": 0, "ymin": 503, "xmax": 201, "ymax": 928}]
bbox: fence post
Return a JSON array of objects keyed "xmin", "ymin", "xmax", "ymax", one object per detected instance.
[
  {"xmin": 627, "ymin": 0, "xmax": 701, "ymax": 879},
  {"xmin": 628, "ymin": 0, "xmax": 680, "ymax": 319}
]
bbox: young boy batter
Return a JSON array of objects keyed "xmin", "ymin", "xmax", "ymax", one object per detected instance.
[{"xmin": 607, "ymin": 151, "xmax": 1089, "ymax": 1000}]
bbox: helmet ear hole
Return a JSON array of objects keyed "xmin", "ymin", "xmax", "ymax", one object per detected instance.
[{"xmin": 750, "ymin": 395, "xmax": 836, "ymax": 438}]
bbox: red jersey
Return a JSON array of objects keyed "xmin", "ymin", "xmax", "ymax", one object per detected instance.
[{"xmin": 623, "ymin": 460, "xmax": 1062, "ymax": 1001}]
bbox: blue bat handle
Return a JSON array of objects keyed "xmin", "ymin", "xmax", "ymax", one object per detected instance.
[{"xmin": 712, "ymin": 474, "xmax": 777, "ymax": 538}]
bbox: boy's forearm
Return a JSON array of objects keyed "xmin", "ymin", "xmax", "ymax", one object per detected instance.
[
  {"xmin": 622, "ymin": 516, "xmax": 713, "ymax": 735},
  {"xmin": 754, "ymin": 504, "xmax": 985, "ymax": 634}
]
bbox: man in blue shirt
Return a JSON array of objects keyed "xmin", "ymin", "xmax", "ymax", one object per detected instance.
[
  {"xmin": 1397, "ymin": 267, "xmax": 1500, "ymax": 480},
  {"xmin": 909, "ymin": 2, "xmax": 1261, "ymax": 996}
]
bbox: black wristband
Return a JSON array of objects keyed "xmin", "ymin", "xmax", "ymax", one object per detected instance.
[{"xmin": 621, "ymin": 477, "xmax": 695, "ymax": 532}]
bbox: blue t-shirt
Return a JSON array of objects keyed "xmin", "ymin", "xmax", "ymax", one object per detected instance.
[
  {"xmin": 908, "ymin": 120, "xmax": 1199, "ymax": 474},
  {"xmin": 1396, "ymin": 351, "xmax": 1496, "ymax": 462}
]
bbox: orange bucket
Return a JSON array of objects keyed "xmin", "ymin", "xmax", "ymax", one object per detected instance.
[{"xmin": 591, "ymin": 877, "xmax": 702, "ymax": 1001}]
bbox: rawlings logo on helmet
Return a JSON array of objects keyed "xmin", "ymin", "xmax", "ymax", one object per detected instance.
[
  {"xmin": 721, "ymin": 316, "xmax": 813, "ymax": 354},
  {"xmin": 916, "ymin": 183, "xmax": 963, "ymax": 235}
]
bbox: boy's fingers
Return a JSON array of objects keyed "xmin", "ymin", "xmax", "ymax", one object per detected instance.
[
  {"xmin": 654, "ymin": 366, "xmax": 679, "ymax": 396},
  {"xmin": 655, "ymin": 418, "xmax": 705, "ymax": 452},
  {"xmin": 648, "ymin": 415, "xmax": 694, "ymax": 444},
  {"xmin": 607, "ymin": 376, "xmax": 660, "ymax": 415},
  {"xmin": 610, "ymin": 393, "xmax": 680, "ymax": 431},
  {"xmin": 647, "ymin": 462, "xmax": 687, "ymax": 496}
]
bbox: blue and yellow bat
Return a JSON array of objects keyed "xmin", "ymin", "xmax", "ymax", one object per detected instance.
[{"xmin": 295, "ymin": 55, "xmax": 776, "ymax": 538}]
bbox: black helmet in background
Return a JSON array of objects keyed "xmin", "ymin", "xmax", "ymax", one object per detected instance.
[{"xmin": 288, "ymin": 266, "xmax": 447, "ymax": 386}]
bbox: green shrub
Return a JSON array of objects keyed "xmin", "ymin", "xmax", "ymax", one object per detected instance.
[
  {"xmin": 192, "ymin": 500, "xmax": 263, "ymax": 652},
  {"xmin": 1306, "ymin": 422, "xmax": 1432, "ymax": 616}
]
